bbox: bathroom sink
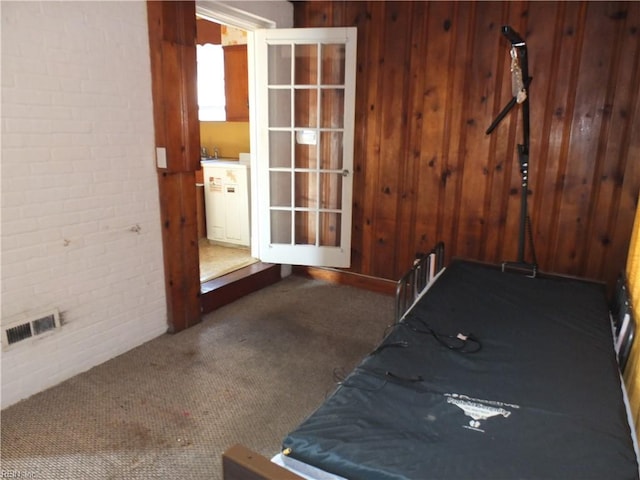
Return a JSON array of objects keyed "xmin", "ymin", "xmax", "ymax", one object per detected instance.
[{"xmin": 200, "ymin": 157, "xmax": 240, "ymax": 166}]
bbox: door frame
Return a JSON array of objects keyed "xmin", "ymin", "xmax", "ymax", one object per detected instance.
[
  {"xmin": 146, "ymin": 1, "xmax": 291, "ymax": 333},
  {"xmin": 195, "ymin": 0, "xmax": 278, "ymax": 261}
]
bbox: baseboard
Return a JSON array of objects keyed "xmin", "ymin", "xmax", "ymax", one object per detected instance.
[{"xmin": 293, "ymin": 266, "xmax": 396, "ymax": 296}]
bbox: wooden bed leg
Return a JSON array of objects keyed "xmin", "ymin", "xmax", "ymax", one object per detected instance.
[{"xmin": 222, "ymin": 444, "xmax": 305, "ymax": 480}]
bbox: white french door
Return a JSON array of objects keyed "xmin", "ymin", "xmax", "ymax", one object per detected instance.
[{"xmin": 253, "ymin": 27, "xmax": 357, "ymax": 267}]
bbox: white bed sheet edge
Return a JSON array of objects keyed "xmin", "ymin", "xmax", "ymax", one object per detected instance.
[{"xmin": 271, "ymin": 453, "xmax": 346, "ymax": 480}]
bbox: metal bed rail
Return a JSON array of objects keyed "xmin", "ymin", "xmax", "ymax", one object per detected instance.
[
  {"xmin": 611, "ymin": 273, "xmax": 636, "ymax": 373},
  {"xmin": 395, "ymin": 242, "xmax": 445, "ymax": 323}
]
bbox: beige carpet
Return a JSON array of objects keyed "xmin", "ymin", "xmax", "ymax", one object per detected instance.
[
  {"xmin": 199, "ymin": 239, "xmax": 258, "ymax": 283},
  {"xmin": 1, "ymin": 275, "xmax": 394, "ymax": 479}
]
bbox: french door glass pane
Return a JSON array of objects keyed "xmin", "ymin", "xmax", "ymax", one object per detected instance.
[
  {"xmin": 269, "ymin": 89, "xmax": 291, "ymax": 127},
  {"xmin": 295, "ymin": 211, "xmax": 315, "ymax": 245},
  {"xmin": 268, "ymin": 45, "xmax": 291, "ymax": 85},
  {"xmin": 294, "ymin": 141, "xmax": 317, "ymax": 169},
  {"xmin": 269, "ymin": 131, "xmax": 292, "ymax": 168},
  {"xmin": 320, "ymin": 89, "xmax": 344, "ymax": 128},
  {"xmin": 271, "ymin": 211, "xmax": 291, "ymax": 244},
  {"xmin": 321, "ymin": 44, "xmax": 346, "ymax": 85},
  {"xmin": 294, "ymin": 89, "xmax": 317, "ymax": 128},
  {"xmin": 294, "ymin": 172, "xmax": 317, "ymax": 209},
  {"xmin": 319, "ymin": 131, "xmax": 343, "ymax": 170},
  {"xmin": 319, "ymin": 173, "xmax": 342, "ymax": 209},
  {"xmin": 319, "ymin": 212, "xmax": 341, "ymax": 247},
  {"xmin": 270, "ymin": 172, "xmax": 291, "ymax": 207},
  {"xmin": 295, "ymin": 44, "xmax": 317, "ymax": 85}
]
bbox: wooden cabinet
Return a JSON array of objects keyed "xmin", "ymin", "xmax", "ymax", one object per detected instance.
[{"xmin": 223, "ymin": 45, "xmax": 249, "ymax": 122}]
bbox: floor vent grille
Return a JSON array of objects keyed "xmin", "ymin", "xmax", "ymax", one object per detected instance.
[{"xmin": 2, "ymin": 310, "xmax": 60, "ymax": 347}]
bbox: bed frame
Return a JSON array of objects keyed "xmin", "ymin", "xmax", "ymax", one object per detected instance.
[
  {"xmin": 395, "ymin": 242, "xmax": 445, "ymax": 322},
  {"xmin": 222, "ymin": 244, "xmax": 446, "ymax": 480},
  {"xmin": 222, "ymin": 444, "xmax": 303, "ymax": 480},
  {"xmin": 222, "ymin": 244, "xmax": 637, "ymax": 480}
]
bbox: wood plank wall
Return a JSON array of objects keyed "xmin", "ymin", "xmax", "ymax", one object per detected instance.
[
  {"xmin": 147, "ymin": 1, "xmax": 202, "ymax": 332},
  {"xmin": 294, "ymin": 1, "xmax": 640, "ymax": 289}
]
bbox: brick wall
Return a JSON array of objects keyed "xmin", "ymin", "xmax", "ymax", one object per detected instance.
[{"xmin": 1, "ymin": 1, "xmax": 167, "ymax": 408}]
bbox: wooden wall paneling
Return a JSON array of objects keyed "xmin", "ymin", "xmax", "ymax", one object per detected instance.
[
  {"xmin": 399, "ymin": 0, "xmax": 429, "ymax": 270},
  {"xmin": 583, "ymin": 2, "xmax": 636, "ymax": 282},
  {"xmin": 358, "ymin": 2, "xmax": 385, "ymax": 275},
  {"xmin": 320, "ymin": 0, "xmax": 345, "ymax": 26},
  {"xmin": 529, "ymin": 2, "xmax": 584, "ymax": 272},
  {"xmin": 527, "ymin": 1, "xmax": 567, "ymax": 270},
  {"xmin": 587, "ymin": 3, "xmax": 640, "ymax": 287},
  {"xmin": 294, "ymin": 0, "xmax": 332, "ymax": 27},
  {"xmin": 368, "ymin": 2, "xmax": 414, "ymax": 279},
  {"xmin": 345, "ymin": 1, "xmax": 375, "ymax": 273},
  {"xmin": 147, "ymin": 1, "xmax": 202, "ymax": 332},
  {"xmin": 293, "ymin": 1, "xmax": 639, "ymax": 289},
  {"xmin": 394, "ymin": 0, "xmax": 429, "ymax": 276},
  {"xmin": 554, "ymin": 3, "xmax": 618, "ymax": 277},
  {"xmin": 439, "ymin": 3, "xmax": 473, "ymax": 263},
  {"xmin": 414, "ymin": 2, "xmax": 459, "ymax": 262},
  {"xmin": 455, "ymin": 3, "xmax": 501, "ymax": 260},
  {"xmin": 477, "ymin": 2, "xmax": 505, "ymax": 263},
  {"xmin": 411, "ymin": 2, "xmax": 442, "ymax": 256}
]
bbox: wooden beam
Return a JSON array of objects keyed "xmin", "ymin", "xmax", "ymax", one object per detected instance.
[{"xmin": 147, "ymin": 1, "xmax": 202, "ymax": 332}]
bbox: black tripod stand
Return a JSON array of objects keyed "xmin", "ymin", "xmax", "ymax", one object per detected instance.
[{"xmin": 486, "ymin": 26, "xmax": 537, "ymax": 277}]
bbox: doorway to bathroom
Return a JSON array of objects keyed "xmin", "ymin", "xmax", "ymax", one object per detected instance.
[{"xmin": 195, "ymin": 15, "xmax": 258, "ymax": 283}]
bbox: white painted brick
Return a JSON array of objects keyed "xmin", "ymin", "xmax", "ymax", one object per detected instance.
[
  {"xmin": 3, "ymin": 88, "xmax": 52, "ymax": 106},
  {"xmin": 1, "ymin": 1, "xmax": 166, "ymax": 408},
  {"xmin": 1, "ymin": 190, "xmax": 27, "ymax": 207},
  {"xmin": 4, "ymin": 117, "xmax": 53, "ymax": 134}
]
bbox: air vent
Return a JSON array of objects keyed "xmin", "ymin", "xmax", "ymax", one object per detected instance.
[
  {"xmin": 6, "ymin": 323, "xmax": 32, "ymax": 344},
  {"xmin": 2, "ymin": 309, "xmax": 61, "ymax": 347}
]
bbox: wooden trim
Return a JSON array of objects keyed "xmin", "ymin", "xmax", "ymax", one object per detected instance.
[
  {"xmin": 222, "ymin": 444, "xmax": 303, "ymax": 480},
  {"xmin": 197, "ymin": 17, "xmax": 221, "ymax": 45},
  {"xmin": 293, "ymin": 266, "xmax": 396, "ymax": 296},
  {"xmin": 201, "ymin": 263, "xmax": 281, "ymax": 313}
]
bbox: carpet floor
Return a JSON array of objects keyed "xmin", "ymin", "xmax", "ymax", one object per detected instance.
[{"xmin": 1, "ymin": 275, "xmax": 394, "ymax": 479}]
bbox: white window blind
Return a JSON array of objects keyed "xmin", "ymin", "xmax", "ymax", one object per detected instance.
[{"xmin": 197, "ymin": 44, "xmax": 226, "ymax": 121}]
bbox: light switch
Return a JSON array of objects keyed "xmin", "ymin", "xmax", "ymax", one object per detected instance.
[{"xmin": 156, "ymin": 147, "xmax": 167, "ymax": 169}]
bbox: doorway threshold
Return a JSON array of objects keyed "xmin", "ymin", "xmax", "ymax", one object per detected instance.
[{"xmin": 200, "ymin": 262, "xmax": 281, "ymax": 314}]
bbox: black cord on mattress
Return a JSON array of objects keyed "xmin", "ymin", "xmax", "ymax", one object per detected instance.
[
  {"xmin": 404, "ymin": 316, "xmax": 482, "ymax": 353},
  {"xmin": 378, "ymin": 317, "xmax": 482, "ymax": 354}
]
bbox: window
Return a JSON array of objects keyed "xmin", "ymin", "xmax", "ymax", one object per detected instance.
[{"xmin": 197, "ymin": 44, "xmax": 226, "ymax": 121}]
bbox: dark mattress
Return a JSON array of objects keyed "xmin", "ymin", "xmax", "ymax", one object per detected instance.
[{"xmin": 282, "ymin": 260, "xmax": 639, "ymax": 480}]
